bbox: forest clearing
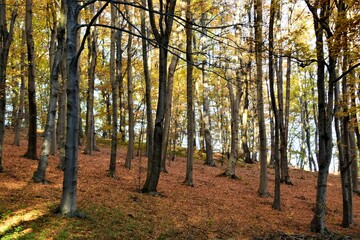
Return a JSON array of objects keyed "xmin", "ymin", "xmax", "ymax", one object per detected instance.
[{"xmin": 0, "ymin": 130, "xmax": 359, "ymax": 240}]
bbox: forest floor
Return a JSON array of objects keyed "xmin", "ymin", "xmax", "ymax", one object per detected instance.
[{"xmin": 0, "ymin": 129, "xmax": 359, "ymax": 240}]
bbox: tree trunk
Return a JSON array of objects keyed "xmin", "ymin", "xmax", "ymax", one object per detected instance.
[
  {"xmin": 85, "ymin": 4, "xmax": 97, "ymax": 155},
  {"xmin": 24, "ymin": 0, "xmax": 38, "ymax": 160},
  {"xmin": 58, "ymin": 0, "xmax": 80, "ymax": 216},
  {"xmin": 117, "ymin": 30, "xmax": 125, "ymax": 143},
  {"xmin": 184, "ymin": 0, "xmax": 194, "ymax": 186},
  {"xmin": 108, "ymin": 4, "xmax": 118, "ymax": 178},
  {"xmin": 161, "ymin": 53, "xmax": 179, "ymax": 172},
  {"xmin": 125, "ymin": 17, "xmax": 134, "ymax": 169},
  {"xmin": 33, "ymin": 0, "xmax": 65, "ymax": 183},
  {"xmin": 225, "ymin": 68, "xmax": 241, "ymax": 178},
  {"xmin": 0, "ymin": 0, "xmax": 17, "ymax": 172},
  {"xmin": 13, "ymin": 28, "xmax": 25, "ymax": 147},
  {"xmin": 141, "ymin": 0, "xmax": 153, "ymax": 161},
  {"xmin": 255, "ymin": 0, "xmax": 268, "ymax": 196},
  {"xmin": 202, "ymin": 61, "xmax": 215, "ymax": 166},
  {"xmin": 307, "ymin": 1, "xmax": 335, "ymax": 233},
  {"xmin": 269, "ymin": 0, "xmax": 280, "ymax": 209},
  {"xmin": 142, "ymin": 0, "xmax": 177, "ymax": 194}
]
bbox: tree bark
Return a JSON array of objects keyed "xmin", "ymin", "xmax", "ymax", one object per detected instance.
[
  {"xmin": 108, "ymin": 4, "xmax": 118, "ymax": 178},
  {"xmin": 33, "ymin": 0, "xmax": 65, "ymax": 183},
  {"xmin": 255, "ymin": 0, "xmax": 268, "ymax": 196},
  {"xmin": 141, "ymin": 0, "xmax": 153, "ymax": 161},
  {"xmin": 184, "ymin": 0, "xmax": 194, "ymax": 186},
  {"xmin": 0, "ymin": 0, "xmax": 17, "ymax": 172},
  {"xmin": 24, "ymin": 0, "xmax": 38, "ymax": 160},
  {"xmin": 161, "ymin": 53, "xmax": 179, "ymax": 172},
  {"xmin": 125, "ymin": 15, "xmax": 134, "ymax": 169},
  {"xmin": 13, "ymin": 28, "xmax": 25, "ymax": 147},
  {"xmin": 142, "ymin": 0, "xmax": 177, "ymax": 194},
  {"xmin": 58, "ymin": 0, "xmax": 80, "ymax": 216}
]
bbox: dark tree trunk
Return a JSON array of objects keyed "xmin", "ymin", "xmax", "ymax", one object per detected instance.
[
  {"xmin": 269, "ymin": 0, "xmax": 280, "ymax": 209},
  {"xmin": 33, "ymin": 0, "xmax": 65, "ymax": 183},
  {"xmin": 24, "ymin": 0, "xmax": 38, "ymax": 160},
  {"xmin": 141, "ymin": 0, "xmax": 177, "ymax": 194},
  {"xmin": 108, "ymin": 4, "xmax": 118, "ymax": 178},
  {"xmin": 0, "ymin": 0, "xmax": 17, "ymax": 172}
]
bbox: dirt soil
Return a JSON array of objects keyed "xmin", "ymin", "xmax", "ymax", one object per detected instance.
[{"xmin": 0, "ymin": 130, "xmax": 359, "ymax": 239}]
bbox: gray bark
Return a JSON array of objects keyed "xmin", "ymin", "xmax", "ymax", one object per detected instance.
[
  {"xmin": 161, "ymin": 53, "xmax": 179, "ymax": 172},
  {"xmin": 33, "ymin": 0, "xmax": 65, "ymax": 183}
]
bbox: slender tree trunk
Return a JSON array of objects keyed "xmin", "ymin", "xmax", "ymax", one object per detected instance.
[
  {"xmin": 269, "ymin": 0, "xmax": 280, "ymax": 209},
  {"xmin": 202, "ymin": 61, "xmax": 215, "ymax": 166},
  {"xmin": 108, "ymin": 4, "xmax": 118, "ymax": 178},
  {"xmin": 161, "ymin": 54, "xmax": 179, "ymax": 172},
  {"xmin": 184, "ymin": 0, "xmax": 194, "ymax": 186},
  {"xmin": 33, "ymin": 0, "xmax": 65, "ymax": 183},
  {"xmin": 125, "ymin": 17, "xmax": 134, "ymax": 169},
  {"xmin": 14, "ymin": 28, "xmax": 25, "ymax": 147},
  {"xmin": 116, "ymin": 30, "xmax": 125, "ymax": 143},
  {"xmin": 24, "ymin": 0, "xmax": 38, "ymax": 160},
  {"xmin": 141, "ymin": 0, "xmax": 177, "ymax": 194},
  {"xmin": 0, "ymin": 0, "xmax": 17, "ymax": 172},
  {"xmin": 85, "ymin": 4, "xmax": 97, "ymax": 155},
  {"xmin": 141, "ymin": 0, "xmax": 153, "ymax": 161},
  {"xmin": 307, "ymin": 0, "xmax": 335, "ymax": 233},
  {"xmin": 255, "ymin": 0, "xmax": 268, "ymax": 196}
]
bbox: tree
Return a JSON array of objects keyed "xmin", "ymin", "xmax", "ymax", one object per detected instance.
[
  {"xmin": 184, "ymin": 0, "xmax": 194, "ymax": 187},
  {"xmin": 125, "ymin": 7, "xmax": 134, "ymax": 169},
  {"xmin": 24, "ymin": 0, "xmax": 38, "ymax": 160},
  {"xmin": 141, "ymin": 0, "xmax": 177, "ymax": 194},
  {"xmin": 161, "ymin": 53, "xmax": 179, "ymax": 172},
  {"xmin": 255, "ymin": 0, "xmax": 268, "ymax": 196},
  {"xmin": 108, "ymin": 4, "xmax": 118, "ymax": 178},
  {"xmin": 0, "ymin": 0, "xmax": 17, "ymax": 172},
  {"xmin": 33, "ymin": 0, "xmax": 66, "ymax": 183}
]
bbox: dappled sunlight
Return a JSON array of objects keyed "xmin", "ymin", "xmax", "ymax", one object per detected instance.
[
  {"xmin": 0, "ymin": 204, "xmax": 48, "ymax": 236},
  {"xmin": 1, "ymin": 181, "xmax": 27, "ymax": 191}
]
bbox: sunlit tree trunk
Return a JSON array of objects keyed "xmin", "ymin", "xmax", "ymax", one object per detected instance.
[
  {"xmin": 116, "ymin": 30, "xmax": 125, "ymax": 143},
  {"xmin": 33, "ymin": 0, "xmax": 65, "ymax": 183},
  {"xmin": 0, "ymin": 0, "xmax": 17, "ymax": 172},
  {"xmin": 24, "ymin": 0, "xmax": 38, "ymax": 160}
]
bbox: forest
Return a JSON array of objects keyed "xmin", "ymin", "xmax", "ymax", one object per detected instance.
[{"xmin": 0, "ymin": 0, "xmax": 359, "ymax": 239}]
